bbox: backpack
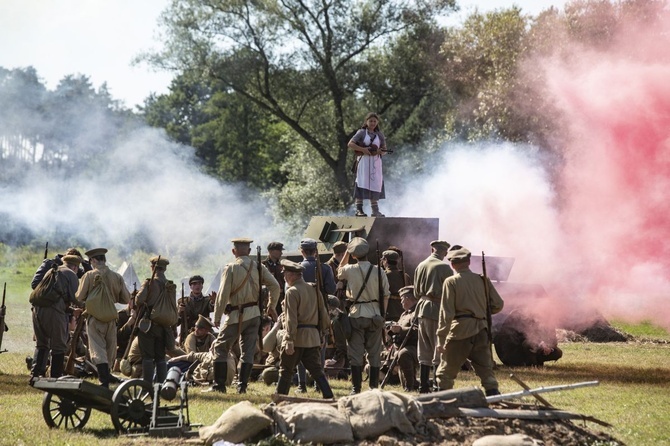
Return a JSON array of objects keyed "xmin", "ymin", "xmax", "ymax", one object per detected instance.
[
  {"xmin": 29, "ymin": 264, "xmax": 66, "ymax": 307},
  {"xmin": 85, "ymin": 273, "xmax": 118, "ymax": 323},
  {"xmin": 150, "ymin": 280, "xmax": 179, "ymax": 327}
]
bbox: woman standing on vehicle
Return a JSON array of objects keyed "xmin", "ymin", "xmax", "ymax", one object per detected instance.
[{"xmin": 348, "ymin": 112, "xmax": 388, "ymax": 217}]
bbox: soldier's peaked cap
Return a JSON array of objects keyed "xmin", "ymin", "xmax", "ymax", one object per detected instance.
[
  {"xmin": 382, "ymin": 250, "xmax": 399, "ymax": 261},
  {"xmin": 85, "ymin": 248, "xmax": 107, "ymax": 258},
  {"xmin": 399, "ymin": 285, "xmax": 415, "ymax": 298},
  {"xmin": 446, "ymin": 248, "xmax": 471, "ymax": 263},
  {"xmin": 195, "ymin": 314, "xmax": 214, "ymax": 330},
  {"xmin": 150, "ymin": 256, "xmax": 170, "ymax": 267},
  {"xmin": 231, "ymin": 237, "xmax": 253, "ymax": 245},
  {"xmin": 62, "ymin": 255, "xmax": 82, "ymax": 266},
  {"xmin": 430, "ymin": 240, "xmax": 451, "ymax": 250},
  {"xmin": 280, "ymin": 259, "xmax": 304, "ymax": 273},
  {"xmin": 267, "ymin": 241, "xmax": 284, "ymax": 251},
  {"xmin": 347, "ymin": 237, "xmax": 369, "ymax": 257},
  {"xmin": 189, "ymin": 275, "xmax": 204, "ymax": 285},
  {"xmin": 300, "ymin": 238, "xmax": 318, "ymax": 250},
  {"xmin": 332, "ymin": 241, "xmax": 348, "ymax": 254}
]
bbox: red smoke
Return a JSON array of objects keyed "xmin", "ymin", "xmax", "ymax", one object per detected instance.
[{"xmin": 543, "ymin": 12, "xmax": 670, "ymax": 328}]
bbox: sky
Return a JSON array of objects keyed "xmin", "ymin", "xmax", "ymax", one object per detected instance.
[{"xmin": 0, "ymin": 0, "xmax": 569, "ymax": 109}]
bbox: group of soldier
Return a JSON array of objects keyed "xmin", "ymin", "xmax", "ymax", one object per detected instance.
[{"xmin": 28, "ymin": 236, "xmax": 507, "ymax": 398}]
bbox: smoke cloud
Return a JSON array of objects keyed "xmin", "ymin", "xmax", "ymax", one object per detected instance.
[{"xmin": 392, "ymin": 8, "xmax": 670, "ymax": 330}]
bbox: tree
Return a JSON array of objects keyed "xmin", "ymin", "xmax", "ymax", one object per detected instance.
[{"xmin": 144, "ymin": 0, "xmax": 456, "ymax": 207}]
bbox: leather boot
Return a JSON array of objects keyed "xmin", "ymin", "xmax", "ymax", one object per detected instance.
[
  {"xmin": 315, "ymin": 375, "xmax": 334, "ymax": 399},
  {"xmin": 350, "ymin": 365, "xmax": 362, "ymax": 395},
  {"xmin": 369, "ymin": 366, "xmax": 380, "ymax": 389},
  {"xmin": 142, "ymin": 359, "xmax": 155, "ymax": 385},
  {"xmin": 97, "ymin": 363, "xmax": 110, "ymax": 388},
  {"xmin": 237, "ymin": 362, "xmax": 253, "ymax": 394},
  {"xmin": 355, "ymin": 204, "xmax": 367, "ymax": 217},
  {"xmin": 204, "ymin": 361, "xmax": 228, "ymax": 393},
  {"xmin": 155, "ymin": 360, "xmax": 167, "ymax": 384},
  {"xmin": 485, "ymin": 388, "xmax": 501, "ymax": 396},
  {"xmin": 30, "ymin": 348, "xmax": 49, "ymax": 384},
  {"xmin": 50, "ymin": 353, "xmax": 65, "ymax": 378},
  {"xmin": 275, "ymin": 370, "xmax": 292, "ymax": 395},
  {"xmin": 419, "ymin": 364, "xmax": 432, "ymax": 394}
]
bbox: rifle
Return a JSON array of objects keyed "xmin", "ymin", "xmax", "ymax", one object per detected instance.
[
  {"xmin": 65, "ymin": 311, "xmax": 87, "ymax": 375},
  {"xmin": 376, "ymin": 240, "xmax": 385, "ymax": 318},
  {"xmin": 179, "ymin": 282, "xmax": 188, "ymax": 346},
  {"xmin": 44, "ymin": 242, "xmax": 49, "ymax": 260},
  {"xmin": 482, "ymin": 251, "xmax": 493, "ymax": 356},
  {"xmin": 0, "ymin": 283, "xmax": 7, "ymax": 353},
  {"xmin": 380, "ymin": 317, "xmax": 417, "ymax": 388},
  {"xmin": 256, "ymin": 246, "xmax": 264, "ymax": 351}
]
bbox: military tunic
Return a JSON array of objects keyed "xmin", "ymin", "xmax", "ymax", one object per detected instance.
[
  {"xmin": 338, "ymin": 261, "xmax": 390, "ymax": 367},
  {"xmin": 275, "ymin": 278, "xmax": 330, "ymax": 394},
  {"xmin": 184, "ymin": 331, "xmax": 215, "ymax": 354},
  {"xmin": 435, "ymin": 267, "xmax": 504, "ymax": 392},
  {"xmin": 77, "ymin": 265, "xmax": 130, "ymax": 365},
  {"xmin": 413, "ymin": 253, "xmax": 453, "ymax": 366},
  {"xmin": 32, "ymin": 265, "xmax": 79, "ymax": 356},
  {"xmin": 392, "ymin": 306, "xmax": 419, "ymax": 390},
  {"xmin": 181, "ymin": 294, "xmax": 213, "ymax": 329},
  {"xmin": 212, "ymin": 256, "xmax": 280, "ymax": 365},
  {"xmin": 262, "ymin": 257, "xmax": 285, "ymax": 314},
  {"xmin": 301, "ymin": 257, "xmax": 337, "ymax": 295},
  {"xmin": 135, "ymin": 272, "xmax": 177, "ymax": 364}
]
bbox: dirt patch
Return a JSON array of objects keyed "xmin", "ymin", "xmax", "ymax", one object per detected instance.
[{"xmin": 355, "ymin": 412, "xmax": 622, "ymax": 446}]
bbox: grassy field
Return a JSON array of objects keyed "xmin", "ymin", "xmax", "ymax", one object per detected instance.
[{"xmin": 1, "ymin": 244, "xmax": 670, "ymax": 445}]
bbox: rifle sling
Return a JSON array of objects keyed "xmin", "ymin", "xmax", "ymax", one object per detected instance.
[{"xmin": 350, "ymin": 264, "xmax": 374, "ymax": 307}]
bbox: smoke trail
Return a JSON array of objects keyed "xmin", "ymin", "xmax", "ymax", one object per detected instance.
[
  {"xmin": 392, "ymin": 8, "xmax": 670, "ymax": 330},
  {"xmin": 0, "ymin": 127, "xmax": 291, "ymax": 263}
]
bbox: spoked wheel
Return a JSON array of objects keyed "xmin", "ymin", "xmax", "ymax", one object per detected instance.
[
  {"xmin": 42, "ymin": 392, "xmax": 91, "ymax": 429},
  {"xmin": 110, "ymin": 379, "xmax": 154, "ymax": 433}
]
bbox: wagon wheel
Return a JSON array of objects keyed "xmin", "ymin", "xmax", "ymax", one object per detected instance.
[
  {"xmin": 110, "ymin": 379, "xmax": 153, "ymax": 433},
  {"xmin": 42, "ymin": 392, "xmax": 91, "ymax": 429}
]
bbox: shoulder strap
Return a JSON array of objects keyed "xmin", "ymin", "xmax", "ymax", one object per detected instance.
[
  {"xmin": 352, "ymin": 264, "xmax": 374, "ymax": 305},
  {"xmin": 230, "ymin": 261, "xmax": 254, "ymax": 298}
]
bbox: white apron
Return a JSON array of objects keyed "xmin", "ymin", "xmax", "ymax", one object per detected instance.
[{"xmin": 355, "ymin": 132, "xmax": 383, "ymax": 193}]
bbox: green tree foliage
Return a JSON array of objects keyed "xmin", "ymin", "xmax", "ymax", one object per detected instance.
[{"xmin": 143, "ymin": 0, "xmax": 456, "ymax": 209}]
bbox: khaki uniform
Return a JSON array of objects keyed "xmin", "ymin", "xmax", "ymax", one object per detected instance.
[
  {"xmin": 135, "ymin": 272, "xmax": 177, "ymax": 383},
  {"xmin": 413, "ymin": 253, "xmax": 452, "ymax": 366},
  {"xmin": 338, "ymin": 261, "xmax": 390, "ymax": 368},
  {"xmin": 184, "ymin": 331, "xmax": 215, "ymax": 354},
  {"xmin": 212, "ymin": 256, "xmax": 280, "ymax": 365},
  {"xmin": 275, "ymin": 278, "xmax": 330, "ymax": 395},
  {"xmin": 392, "ymin": 307, "xmax": 419, "ymax": 391},
  {"xmin": 435, "ymin": 267, "xmax": 504, "ymax": 392},
  {"xmin": 181, "ymin": 294, "xmax": 213, "ymax": 329},
  {"xmin": 77, "ymin": 265, "xmax": 130, "ymax": 365}
]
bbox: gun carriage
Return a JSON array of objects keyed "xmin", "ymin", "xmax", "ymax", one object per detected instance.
[{"xmin": 31, "ymin": 362, "xmax": 199, "ymax": 437}]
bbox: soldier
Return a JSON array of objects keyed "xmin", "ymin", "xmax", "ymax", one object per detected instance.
[
  {"xmin": 299, "ymin": 238, "xmax": 336, "ymax": 295},
  {"xmin": 32, "ymin": 247, "xmax": 91, "ymax": 289},
  {"xmin": 338, "ymin": 237, "xmax": 390, "ymax": 394},
  {"xmin": 135, "ymin": 256, "xmax": 178, "ymax": 385},
  {"xmin": 436, "ymin": 247, "xmax": 504, "ymax": 396},
  {"xmin": 184, "ymin": 314, "xmax": 216, "ymax": 354},
  {"xmin": 262, "ymin": 242, "xmax": 286, "ymax": 315},
  {"xmin": 413, "ymin": 240, "xmax": 453, "ymax": 393},
  {"xmin": 494, "ymin": 309, "xmax": 563, "ymax": 367},
  {"xmin": 76, "ymin": 248, "xmax": 131, "ymax": 387},
  {"xmin": 179, "ymin": 275, "xmax": 214, "ymax": 336},
  {"xmin": 209, "ymin": 238, "xmax": 280, "ymax": 393},
  {"xmin": 275, "ymin": 260, "xmax": 333, "ymax": 398},
  {"xmin": 30, "ymin": 254, "xmax": 82, "ymax": 381},
  {"xmin": 324, "ymin": 295, "xmax": 350, "ymax": 378},
  {"xmin": 382, "ymin": 249, "xmax": 412, "ymax": 322},
  {"xmin": 386, "ymin": 286, "xmax": 419, "ymax": 391}
]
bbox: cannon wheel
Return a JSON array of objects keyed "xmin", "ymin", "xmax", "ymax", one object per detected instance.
[
  {"xmin": 110, "ymin": 379, "xmax": 153, "ymax": 433},
  {"xmin": 42, "ymin": 392, "xmax": 92, "ymax": 429}
]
